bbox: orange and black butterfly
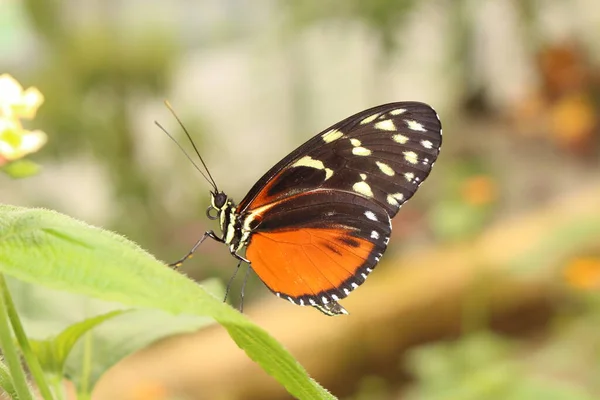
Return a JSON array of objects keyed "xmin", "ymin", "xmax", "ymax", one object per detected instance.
[{"xmin": 164, "ymin": 102, "xmax": 442, "ymax": 316}]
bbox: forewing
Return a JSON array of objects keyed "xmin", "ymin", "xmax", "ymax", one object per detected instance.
[{"xmin": 237, "ymin": 102, "xmax": 442, "ymax": 217}]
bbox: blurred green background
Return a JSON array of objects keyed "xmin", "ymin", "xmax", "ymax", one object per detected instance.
[{"xmin": 1, "ymin": 0, "xmax": 599, "ymax": 399}]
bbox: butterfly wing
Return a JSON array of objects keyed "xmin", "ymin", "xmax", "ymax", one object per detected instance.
[{"xmin": 238, "ymin": 102, "xmax": 442, "ymax": 315}]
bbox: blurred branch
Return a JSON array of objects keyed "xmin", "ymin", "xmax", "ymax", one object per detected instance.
[{"xmin": 93, "ymin": 181, "xmax": 600, "ymax": 399}]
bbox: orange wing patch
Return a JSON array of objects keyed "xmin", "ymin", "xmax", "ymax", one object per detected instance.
[{"xmin": 245, "ymin": 228, "xmax": 375, "ymax": 301}]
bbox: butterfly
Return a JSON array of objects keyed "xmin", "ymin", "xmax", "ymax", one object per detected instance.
[{"xmin": 163, "ymin": 101, "xmax": 442, "ymax": 316}]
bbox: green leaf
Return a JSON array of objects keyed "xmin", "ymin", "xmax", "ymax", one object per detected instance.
[
  {"xmin": 0, "ymin": 205, "xmax": 335, "ymax": 400},
  {"xmin": 66, "ymin": 308, "xmax": 218, "ymax": 392},
  {"xmin": 28, "ymin": 310, "xmax": 126, "ymax": 376},
  {"xmin": 1, "ymin": 159, "xmax": 41, "ymax": 178},
  {"xmin": 0, "ymin": 360, "xmax": 19, "ymax": 400},
  {"xmin": 7, "ymin": 278, "xmax": 221, "ymax": 393}
]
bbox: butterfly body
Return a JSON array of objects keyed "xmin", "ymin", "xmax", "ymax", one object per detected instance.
[{"xmin": 178, "ymin": 102, "xmax": 442, "ymax": 316}]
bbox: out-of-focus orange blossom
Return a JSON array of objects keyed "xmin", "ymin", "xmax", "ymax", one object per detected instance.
[
  {"xmin": 460, "ymin": 175, "xmax": 497, "ymax": 206},
  {"xmin": 0, "ymin": 73, "xmax": 47, "ymax": 166},
  {"xmin": 511, "ymin": 42, "xmax": 599, "ymax": 155},
  {"xmin": 564, "ymin": 257, "xmax": 600, "ymax": 290},
  {"xmin": 550, "ymin": 93, "xmax": 596, "ymax": 149}
]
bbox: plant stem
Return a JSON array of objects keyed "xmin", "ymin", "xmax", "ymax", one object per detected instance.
[
  {"xmin": 0, "ymin": 273, "xmax": 34, "ymax": 400},
  {"xmin": 49, "ymin": 376, "xmax": 66, "ymax": 400},
  {"xmin": 0, "ymin": 275, "xmax": 55, "ymax": 400},
  {"xmin": 78, "ymin": 332, "xmax": 93, "ymax": 397}
]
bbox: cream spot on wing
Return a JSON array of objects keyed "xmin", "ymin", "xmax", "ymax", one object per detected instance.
[
  {"xmin": 403, "ymin": 151, "xmax": 418, "ymax": 164},
  {"xmin": 392, "ymin": 134, "xmax": 409, "ymax": 144},
  {"xmin": 390, "ymin": 108, "xmax": 406, "ymax": 115},
  {"xmin": 374, "ymin": 119, "xmax": 396, "ymax": 131},
  {"xmin": 406, "ymin": 119, "xmax": 427, "ymax": 132},
  {"xmin": 353, "ymin": 181, "xmax": 373, "ymax": 197},
  {"xmin": 360, "ymin": 114, "xmax": 379, "ymax": 124},
  {"xmin": 421, "ymin": 140, "xmax": 433, "ymax": 149},
  {"xmin": 404, "ymin": 172, "xmax": 415, "ymax": 182},
  {"xmin": 292, "ymin": 155, "xmax": 334, "ymax": 180},
  {"xmin": 375, "ymin": 161, "xmax": 395, "ymax": 176},
  {"xmin": 321, "ymin": 129, "xmax": 343, "ymax": 143},
  {"xmin": 352, "ymin": 147, "xmax": 372, "ymax": 156},
  {"xmin": 360, "ymin": 173, "xmax": 367, "ymax": 180},
  {"xmin": 350, "ymin": 138, "xmax": 361, "ymax": 147},
  {"xmin": 364, "ymin": 211, "xmax": 378, "ymax": 221},
  {"xmin": 386, "ymin": 192, "xmax": 404, "ymax": 206}
]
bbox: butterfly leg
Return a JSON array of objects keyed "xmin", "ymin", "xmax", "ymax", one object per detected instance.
[
  {"xmin": 239, "ymin": 264, "xmax": 252, "ymax": 313},
  {"xmin": 223, "ymin": 259, "xmax": 243, "ymax": 303},
  {"xmin": 169, "ymin": 230, "xmax": 222, "ymax": 268}
]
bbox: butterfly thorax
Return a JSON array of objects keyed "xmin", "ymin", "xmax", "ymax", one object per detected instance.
[{"xmin": 209, "ymin": 191, "xmax": 247, "ymax": 254}]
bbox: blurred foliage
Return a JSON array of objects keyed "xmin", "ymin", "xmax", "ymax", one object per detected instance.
[
  {"xmin": 282, "ymin": 0, "xmax": 419, "ymax": 52},
  {"xmin": 429, "ymin": 155, "xmax": 497, "ymax": 242},
  {"xmin": 20, "ymin": 0, "xmax": 180, "ymax": 246},
  {"xmin": 404, "ymin": 329, "xmax": 599, "ymax": 400}
]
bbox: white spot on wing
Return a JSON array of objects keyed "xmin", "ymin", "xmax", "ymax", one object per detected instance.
[
  {"xmin": 375, "ymin": 161, "xmax": 395, "ymax": 176},
  {"xmin": 288, "ymin": 297, "xmax": 295, "ymax": 304},
  {"xmin": 352, "ymin": 147, "xmax": 372, "ymax": 156},
  {"xmin": 360, "ymin": 173, "xmax": 367, "ymax": 180},
  {"xmin": 351, "ymin": 282, "xmax": 358, "ymax": 289},
  {"xmin": 365, "ymin": 211, "xmax": 378, "ymax": 221},
  {"xmin": 392, "ymin": 134, "xmax": 409, "ymax": 144},
  {"xmin": 360, "ymin": 114, "xmax": 379, "ymax": 124},
  {"xmin": 421, "ymin": 140, "xmax": 433, "ymax": 149},
  {"xmin": 322, "ymin": 129, "xmax": 343, "ymax": 143},
  {"xmin": 309, "ymin": 298, "xmax": 316, "ymax": 306},
  {"xmin": 390, "ymin": 108, "xmax": 406, "ymax": 115},
  {"xmin": 406, "ymin": 119, "xmax": 427, "ymax": 132},
  {"xmin": 299, "ymin": 299, "xmax": 304, "ymax": 306},
  {"xmin": 292, "ymin": 155, "xmax": 334, "ymax": 180},
  {"xmin": 343, "ymin": 288, "xmax": 350, "ymax": 295},
  {"xmin": 322, "ymin": 296, "xmax": 329, "ymax": 304},
  {"xmin": 371, "ymin": 230, "xmax": 380, "ymax": 239},
  {"xmin": 332, "ymin": 294, "xmax": 339, "ymax": 301},
  {"xmin": 374, "ymin": 119, "xmax": 396, "ymax": 131},
  {"xmin": 403, "ymin": 151, "xmax": 418, "ymax": 164},
  {"xmin": 350, "ymin": 138, "xmax": 361, "ymax": 147},
  {"xmin": 361, "ymin": 273, "xmax": 367, "ymax": 279},
  {"xmin": 353, "ymin": 181, "xmax": 373, "ymax": 197},
  {"xmin": 386, "ymin": 192, "xmax": 405, "ymax": 206}
]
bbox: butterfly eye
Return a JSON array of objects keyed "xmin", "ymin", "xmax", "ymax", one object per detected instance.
[
  {"xmin": 206, "ymin": 206, "xmax": 219, "ymax": 220},
  {"xmin": 214, "ymin": 192, "xmax": 228, "ymax": 208}
]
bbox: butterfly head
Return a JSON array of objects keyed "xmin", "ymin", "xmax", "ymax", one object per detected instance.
[{"xmin": 206, "ymin": 191, "xmax": 229, "ymax": 219}]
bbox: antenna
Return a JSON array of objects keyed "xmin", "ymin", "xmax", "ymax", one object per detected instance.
[{"xmin": 156, "ymin": 100, "xmax": 219, "ymax": 191}]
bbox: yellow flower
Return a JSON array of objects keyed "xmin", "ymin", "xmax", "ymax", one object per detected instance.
[
  {"xmin": 0, "ymin": 117, "xmax": 47, "ymax": 161},
  {"xmin": 0, "ymin": 73, "xmax": 44, "ymax": 119},
  {"xmin": 0, "ymin": 74, "xmax": 47, "ymax": 166}
]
